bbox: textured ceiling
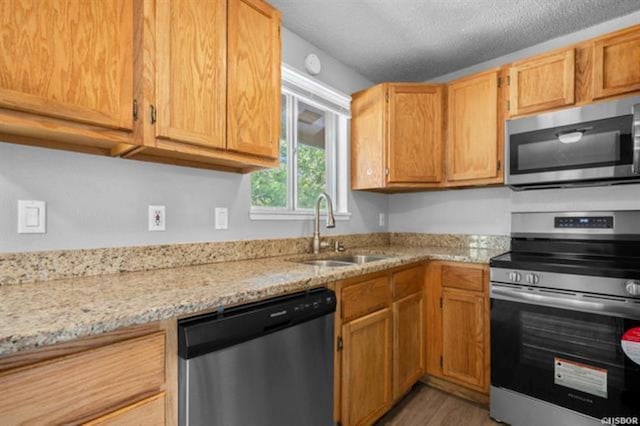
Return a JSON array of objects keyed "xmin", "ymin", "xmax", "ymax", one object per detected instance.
[{"xmin": 271, "ymin": 0, "xmax": 640, "ymax": 82}]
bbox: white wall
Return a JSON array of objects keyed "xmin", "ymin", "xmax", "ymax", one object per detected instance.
[
  {"xmin": 388, "ymin": 10, "xmax": 640, "ymax": 236},
  {"xmin": 0, "ymin": 27, "xmax": 386, "ymax": 253}
]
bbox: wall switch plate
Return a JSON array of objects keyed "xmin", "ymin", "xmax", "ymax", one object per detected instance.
[
  {"xmin": 379, "ymin": 212, "xmax": 385, "ymax": 227},
  {"xmin": 215, "ymin": 207, "xmax": 229, "ymax": 230},
  {"xmin": 18, "ymin": 200, "xmax": 46, "ymax": 234},
  {"xmin": 148, "ymin": 205, "xmax": 166, "ymax": 231}
]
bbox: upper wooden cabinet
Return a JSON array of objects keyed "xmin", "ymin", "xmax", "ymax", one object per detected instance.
[
  {"xmin": 351, "ymin": 83, "xmax": 444, "ymax": 190},
  {"xmin": 593, "ymin": 26, "xmax": 640, "ymax": 99},
  {"xmin": 0, "ymin": 0, "xmax": 281, "ymax": 173},
  {"xmin": 227, "ymin": 0, "xmax": 281, "ymax": 159},
  {"xmin": 446, "ymin": 69, "xmax": 503, "ymax": 185},
  {"xmin": 123, "ymin": 0, "xmax": 281, "ymax": 172},
  {"xmin": 0, "ymin": 0, "xmax": 136, "ymax": 153},
  {"xmin": 508, "ymin": 48, "xmax": 575, "ymax": 116},
  {"xmin": 154, "ymin": 0, "xmax": 227, "ymax": 151}
]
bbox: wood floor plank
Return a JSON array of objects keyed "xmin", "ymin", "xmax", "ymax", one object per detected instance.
[{"xmin": 377, "ymin": 384, "xmax": 499, "ymax": 426}]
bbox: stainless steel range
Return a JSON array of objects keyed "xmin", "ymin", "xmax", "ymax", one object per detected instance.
[{"xmin": 490, "ymin": 211, "xmax": 640, "ymax": 426}]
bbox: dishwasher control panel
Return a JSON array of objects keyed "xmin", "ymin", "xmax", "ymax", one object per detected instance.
[{"xmin": 179, "ymin": 288, "xmax": 336, "ymax": 359}]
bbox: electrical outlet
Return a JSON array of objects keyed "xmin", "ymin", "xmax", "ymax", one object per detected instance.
[
  {"xmin": 148, "ymin": 205, "xmax": 166, "ymax": 231},
  {"xmin": 215, "ymin": 207, "xmax": 229, "ymax": 230},
  {"xmin": 379, "ymin": 212, "xmax": 385, "ymax": 227}
]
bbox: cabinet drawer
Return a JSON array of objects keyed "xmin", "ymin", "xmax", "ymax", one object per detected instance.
[
  {"xmin": 442, "ymin": 264, "xmax": 485, "ymax": 292},
  {"xmin": 0, "ymin": 332, "xmax": 165, "ymax": 425},
  {"xmin": 85, "ymin": 393, "xmax": 165, "ymax": 426},
  {"xmin": 342, "ymin": 276, "xmax": 391, "ymax": 321},
  {"xmin": 392, "ymin": 266, "xmax": 423, "ymax": 300}
]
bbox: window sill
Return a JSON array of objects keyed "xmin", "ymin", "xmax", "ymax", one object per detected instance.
[{"xmin": 249, "ymin": 209, "xmax": 352, "ymax": 221}]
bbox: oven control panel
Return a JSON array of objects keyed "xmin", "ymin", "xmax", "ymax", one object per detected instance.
[{"xmin": 554, "ymin": 216, "xmax": 613, "ymax": 229}]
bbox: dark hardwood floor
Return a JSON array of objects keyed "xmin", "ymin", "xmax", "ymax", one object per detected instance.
[{"xmin": 377, "ymin": 384, "xmax": 499, "ymax": 426}]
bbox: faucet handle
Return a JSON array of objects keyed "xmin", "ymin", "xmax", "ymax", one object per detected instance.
[{"xmin": 334, "ymin": 241, "xmax": 346, "ymax": 252}]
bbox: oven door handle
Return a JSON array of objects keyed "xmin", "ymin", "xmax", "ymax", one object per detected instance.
[
  {"xmin": 633, "ymin": 102, "xmax": 640, "ymax": 175},
  {"xmin": 491, "ymin": 285, "xmax": 640, "ymax": 320}
]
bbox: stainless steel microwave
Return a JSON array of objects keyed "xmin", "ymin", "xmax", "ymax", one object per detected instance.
[{"xmin": 506, "ymin": 96, "xmax": 640, "ymax": 190}]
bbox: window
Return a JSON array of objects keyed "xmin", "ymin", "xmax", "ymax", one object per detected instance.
[{"xmin": 250, "ymin": 65, "xmax": 350, "ymax": 220}]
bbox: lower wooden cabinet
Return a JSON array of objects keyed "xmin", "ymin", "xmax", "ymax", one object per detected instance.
[
  {"xmin": 0, "ymin": 321, "xmax": 176, "ymax": 426},
  {"xmin": 341, "ymin": 308, "xmax": 393, "ymax": 426},
  {"xmin": 441, "ymin": 288, "xmax": 486, "ymax": 390},
  {"xmin": 335, "ymin": 264, "xmax": 425, "ymax": 426},
  {"xmin": 393, "ymin": 291, "xmax": 424, "ymax": 400},
  {"xmin": 425, "ymin": 261, "xmax": 490, "ymax": 398}
]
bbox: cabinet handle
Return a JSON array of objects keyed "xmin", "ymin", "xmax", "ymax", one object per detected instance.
[{"xmin": 150, "ymin": 105, "xmax": 157, "ymax": 124}]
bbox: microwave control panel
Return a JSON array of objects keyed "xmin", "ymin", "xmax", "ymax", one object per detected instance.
[{"xmin": 554, "ymin": 216, "xmax": 614, "ymax": 229}]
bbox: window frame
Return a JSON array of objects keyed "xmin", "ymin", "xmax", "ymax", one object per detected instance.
[{"xmin": 250, "ymin": 64, "xmax": 351, "ymax": 221}]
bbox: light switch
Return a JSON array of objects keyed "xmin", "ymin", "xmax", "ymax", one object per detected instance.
[
  {"xmin": 18, "ymin": 200, "xmax": 46, "ymax": 234},
  {"xmin": 379, "ymin": 213, "xmax": 385, "ymax": 227},
  {"xmin": 215, "ymin": 207, "xmax": 229, "ymax": 230}
]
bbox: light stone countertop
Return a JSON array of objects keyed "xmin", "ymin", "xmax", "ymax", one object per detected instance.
[{"xmin": 0, "ymin": 245, "xmax": 504, "ymax": 357}]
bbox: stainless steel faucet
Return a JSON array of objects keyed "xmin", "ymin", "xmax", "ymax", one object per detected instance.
[{"xmin": 312, "ymin": 192, "xmax": 336, "ymax": 254}]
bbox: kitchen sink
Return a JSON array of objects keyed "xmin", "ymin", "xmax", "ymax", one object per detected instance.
[
  {"xmin": 300, "ymin": 254, "xmax": 392, "ymax": 267},
  {"xmin": 332, "ymin": 255, "xmax": 391, "ymax": 264},
  {"xmin": 300, "ymin": 260, "xmax": 355, "ymax": 267}
]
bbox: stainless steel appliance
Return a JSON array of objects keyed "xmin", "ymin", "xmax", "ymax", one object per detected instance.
[
  {"xmin": 506, "ymin": 96, "xmax": 640, "ymax": 190},
  {"xmin": 178, "ymin": 288, "xmax": 336, "ymax": 426},
  {"xmin": 490, "ymin": 211, "xmax": 640, "ymax": 426}
]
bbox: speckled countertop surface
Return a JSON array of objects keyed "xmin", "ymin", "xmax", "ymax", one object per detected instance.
[{"xmin": 0, "ymin": 245, "xmax": 504, "ymax": 357}]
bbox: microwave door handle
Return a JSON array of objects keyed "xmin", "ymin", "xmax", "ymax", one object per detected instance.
[
  {"xmin": 490, "ymin": 285, "xmax": 640, "ymax": 319},
  {"xmin": 633, "ymin": 103, "xmax": 640, "ymax": 175}
]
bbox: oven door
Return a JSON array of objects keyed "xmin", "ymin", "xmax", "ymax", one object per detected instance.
[
  {"xmin": 491, "ymin": 284, "xmax": 640, "ymax": 420},
  {"xmin": 505, "ymin": 96, "xmax": 640, "ymax": 188}
]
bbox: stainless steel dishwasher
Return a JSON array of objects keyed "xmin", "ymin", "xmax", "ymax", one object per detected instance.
[{"xmin": 178, "ymin": 288, "xmax": 336, "ymax": 426}]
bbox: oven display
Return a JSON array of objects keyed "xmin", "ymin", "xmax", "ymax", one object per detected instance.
[{"xmin": 554, "ymin": 216, "xmax": 613, "ymax": 229}]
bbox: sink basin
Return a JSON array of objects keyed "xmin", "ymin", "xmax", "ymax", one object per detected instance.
[
  {"xmin": 332, "ymin": 255, "xmax": 391, "ymax": 264},
  {"xmin": 301, "ymin": 260, "xmax": 355, "ymax": 267},
  {"xmin": 299, "ymin": 255, "xmax": 392, "ymax": 267}
]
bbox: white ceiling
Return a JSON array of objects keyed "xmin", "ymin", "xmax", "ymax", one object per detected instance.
[{"xmin": 271, "ymin": 0, "xmax": 640, "ymax": 82}]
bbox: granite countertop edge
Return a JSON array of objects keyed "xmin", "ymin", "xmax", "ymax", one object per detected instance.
[{"xmin": 0, "ymin": 245, "xmax": 504, "ymax": 358}]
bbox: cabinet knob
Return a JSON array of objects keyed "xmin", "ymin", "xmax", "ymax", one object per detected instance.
[
  {"xmin": 626, "ymin": 280, "xmax": 640, "ymax": 296},
  {"xmin": 508, "ymin": 271, "xmax": 521, "ymax": 283}
]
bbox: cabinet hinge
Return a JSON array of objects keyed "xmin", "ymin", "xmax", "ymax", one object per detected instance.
[
  {"xmin": 385, "ymin": 168, "xmax": 390, "ymax": 176},
  {"xmin": 506, "ymin": 100, "xmax": 510, "ymax": 111},
  {"xmin": 150, "ymin": 104, "xmax": 157, "ymax": 124},
  {"xmin": 497, "ymin": 77, "xmax": 502, "ymax": 88},
  {"xmin": 385, "ymin": 92, "xmax": 389, "ymax": 102},
  {"xmin": 497, "ymin": 160, "xmax": 501, "ymax": 172},
  {"xmin": 132, "ymin": 99, "xmax": 138, "ymax": 121},
  {"xmin": 439, "ymin": 297, "xmax": 443, "ymax": 308},
  {"xmin": 440, "ymin": 356, "xmax": 443, "ymax": 368},
  {"xmin": 507, "ymin": 75, "xmax": 511, "ymax": 86},
  {"xmin": 337, "ymin": 336, "xmax": 343, "ymax": 352}
]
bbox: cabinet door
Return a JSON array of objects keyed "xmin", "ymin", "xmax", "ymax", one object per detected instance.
[
  {"xmin": 227, "ymin": 0, "xmax": 281, "ymax": 158},
  {"xmin": 341, "ymin": 309, "xmax": 392, "ymax": 426},
  {"xmin": 387, "ymin": 84, "xmax": 443, "ymax": 184},
  {"xmin": 393, "ymin": 292, "xmax": 424, "ymax": 400},
  {"xmin": 351, "ymin": 85, "xmax": 386, "ymax": 190},
  {"xmin": 593, "ymin": 26, "xmax": 640, "ymax": 99},
  {"xmin": 0, "ymin": 0, "xmax": 134, "ymax": 130},
  {"xmin": 446, "ymin": 70, "xmax": 500, "ymax": 183},
  {"xmin": 155, "ymin": 0, "xmax": 226, "ymax": 149},
  {"xmin": 509, "ymin": 49, "xmax": 575, "ymax": 116},
  {"xmin": 441, "ymin": 287, "xmax": 486, "ymax": 391}
]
